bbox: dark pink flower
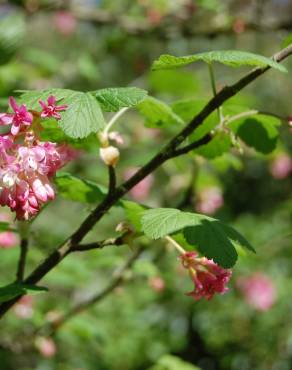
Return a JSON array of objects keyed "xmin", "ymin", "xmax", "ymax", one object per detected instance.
[
  {"xmin": 9, "ymin": 97, "xmax": 33, "ymax": 136},
  {"xmin": 237, "ymin": 273, "xmax": 277, "ymax": 311},
  {"xmin": 180, "ymin": 252, "xmax": 232, "ymax": 301},
  {"xmin": 39, "ymin": 95, "xmax": 67, "ymax": 120}
]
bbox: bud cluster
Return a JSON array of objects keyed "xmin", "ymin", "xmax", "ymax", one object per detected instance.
[{"xmin": 0, "ymin": 96, "xmax": 74, "ymax": 219}]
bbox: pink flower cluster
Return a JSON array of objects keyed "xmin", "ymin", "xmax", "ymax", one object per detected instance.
[
  {"xmin": 180, "ymin": 252, "xmax": 232, "ymax": 300},
  {"xmin": 237, "ymin": 272, "xmax": 277, "ymax": 311},
  {"xmin": 0, "ymin": 96, "xmax": 72, "ymax": 220}
]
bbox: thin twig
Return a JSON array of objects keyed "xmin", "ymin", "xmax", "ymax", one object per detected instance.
[
  {"xmin": 0, "ymin": 45, "xmax": 291, "ymax": 318},
  {"xmin": 16, "ymin": 238, "xmax": 28, "ymax": 282},
  {"xmin": 46, "ymin": 246, "xmax": 144, "ymax": 334},
  {"xmin": 70, "ymin": 234, "xmax": 127, "ymax": 252}
]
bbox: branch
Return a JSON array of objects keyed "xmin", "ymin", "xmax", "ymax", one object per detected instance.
[
  {"xmin": 0, "ymin": 44, "xmax": 291, "ymax": 318},
  {"xmin": 44, "ymin": 246, "xmax": 144, "ymax": 334},
  {"xmin": 70, "ymin": 234, "xmax": 127, "ymax": 252},
  {"xmin": 107, "ymin": 166, "xmax": 116, "ymax": 197}
]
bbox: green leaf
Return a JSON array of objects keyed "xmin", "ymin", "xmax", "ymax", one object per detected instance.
[
  {"xmin": 142, "ymin": 208, "xmax": 254, "ymax": 268},
  {"xmin": 230, "ymin": 115, "xmax": 280, "ymax": 154},
  {"xmin": 0, "ymin": 222, "xmax": 16, "ymax": 233},
  {"xmin": 94, "ymin": 87, "xmax": 148, "ymax": 112},
  {"xmin": 121, "ymin": 200, "xmax": 148, "ymax": 232},
  {"xmin": 281, "ymin": 33, "xmax": 292, "ymax": 48},
  {"xmin": 172, "ymin": 99, "xmax": 218, "ymax": 141},
  {"xmin": 149, "ymin": 355, "xmax": 201, "ymax": 370},
  {"xmin": 152, "ymin": 50, "xmax": 287, "ymax": 73},
  {"xmin": 54, "ymin": 172, "xmax": 107, "ymax": 203},
  {"xmin": 194, "ymin": 132, "xmax": 232, "ymax": 159},
  {"xmin": 19, "ymin": 89, "xmax": 105, "ymax": 139},
  {"xmin": 137, "ymin": 97, "xmax": 184, "ymax": 127},
  {"xmin": 0, "ymin": 283, "xmax": 48, "ymax": 304},
  {"xmin": 0, "ymin": 13, "xmax": 25, "ymax": 65}
]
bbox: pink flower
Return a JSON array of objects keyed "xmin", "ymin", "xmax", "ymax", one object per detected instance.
[
  {"xmin": 180, "ymin": 252, "xmax": 232, "ymax": 301},
  {"xmin": 124, "ymin": 167, "xmax": 154, "ymax": 201},
  {"xmin": 35, "ymin": 337, "xmax": 57, "ymax": 358},
  {"xmin": 53, "ymin": 11, "xmax": 77, "ymax": 36},
  {"xmin": 270, "ymin": 154, "xmax": 292, "ymax": 180},
  {"xmin": 196, "ymin": 187, "xmax": 224, "ymax": 215},
  {"xmin": 237, "ymin": 273, "xmax": 277, "ymax": 311},
  {"xmin": 39, "ymin": 95, "xmax": 67, "ymax": 120},
  {"xmin": 9, "ymin": 97, "xmax": 33, "ymax": 136}
]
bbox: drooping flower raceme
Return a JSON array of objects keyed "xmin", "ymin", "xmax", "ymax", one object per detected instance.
[
  {"xmin": 0, "ymin": 96, "xmax": 73, "ymax": 220},
  {"xmin": 180, "ymin": 252, "xmax": 232, "ymax": 300}
]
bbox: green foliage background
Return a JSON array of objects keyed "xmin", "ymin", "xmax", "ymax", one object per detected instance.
[{"xmin": 0, "ymin": 1, "xmax": 291, "ymax": 370}]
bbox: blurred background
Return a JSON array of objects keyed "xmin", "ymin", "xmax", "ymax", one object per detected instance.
[{"xmin": 0, "ymin": 1, "xmax": 291, "ymax": 370}]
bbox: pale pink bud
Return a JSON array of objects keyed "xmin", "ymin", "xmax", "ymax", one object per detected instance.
[
  {"xmin": 196, "ymin": 187, "xmax": 224, "ymax": 215},
  {"xmin": 53, "ymin": 11, "xmax": 77, "ymax": 36},
  {"xmin": 270, "ymin": 154, "xmax": 292, "ymax": 179},
  {"xmin": 100, "ymin": 146, "xmax": 120, "ymax": 167},
  {"xmin": 0, "ymin": 231, "xmax": 18, "ymax": 249},
  {"xmin": 13, "ymin": 296, "xmax": 33, "ymax": 319},
  {"xmin": 149, "ymin": 276, "xmax": 165, "ymax": 293},
  {"xmin": 35, "ymin": 337, "xmax": 57, "ymax": 358}
]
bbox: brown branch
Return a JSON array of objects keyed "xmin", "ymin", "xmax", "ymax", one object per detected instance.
[{"xmin": 0, "ymin": 44, "xmax": 291, "ymax": 318}]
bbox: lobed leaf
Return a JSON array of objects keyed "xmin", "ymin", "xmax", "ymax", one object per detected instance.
[
  {"xmin": 54, "ymin": 172, "xmax": 107, "ymax": 204},
  {"xmin": 137, "ymin": 97, "xmax": 184, "ymax": 127},
  {"xmin": 152, "ymin": 50, "xmax": 287, "ymax": 73},
  {"xmin": 94, "ymin": 87, "xmax": 148, "ymax": 112},
  {"xmin": 142, "ymin": 208, "xmax": 254, "ymax": 268}
]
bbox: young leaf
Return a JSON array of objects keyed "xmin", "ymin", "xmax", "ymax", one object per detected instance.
[
  {"xmin": 281, "ymin": 33, "xmax": 292, "ymax": 48},
  {"xmin": 149, "ymin": 355, "xmax": 201, "ymax": 370},
  {"xmin": 137, "ymin": 97, "xmax": 184, "ymax": 127},
  {"xmin": 94, "ymin": 87, "xmax": 148, "ymax": 112},
  {"xmin": 171, "ymin": 99, "xmax": 218, "ymax": 141},
  {"xmin": 142, "ymin": 208, "xmax": 254, "ymax": 268},
  {"xmin": 19, "ymin": 89, "xmax": 105, "ymax": 139},
  {"xmin": 54, "ymin": 172, "xmax": 107, "ymax": 203},
  {"xmin": 121, "ymin": 200, "xmax": 148, "ymax": 232},
  {"xmin": 152, "ymin": 50, "xmax": 287, "ymax": 73},
  {"xmin": 0, "ymin": 221, "xmax": 16, "ymax": 232},
  {"xmin": 0, "ymin": 283, "xmax": 48, "ymax": 303},
  {"xmin": 230, "ymin": 115, "xmax": 281, "ymax": 154},
  {"xmin": 194, "ymin": 132, "xmax": 232, "ymax": 159}
]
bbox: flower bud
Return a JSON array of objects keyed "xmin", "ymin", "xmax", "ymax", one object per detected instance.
[{"xmin": 100, "ymin": 146, "xmax": 120, "ymax": 167}]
